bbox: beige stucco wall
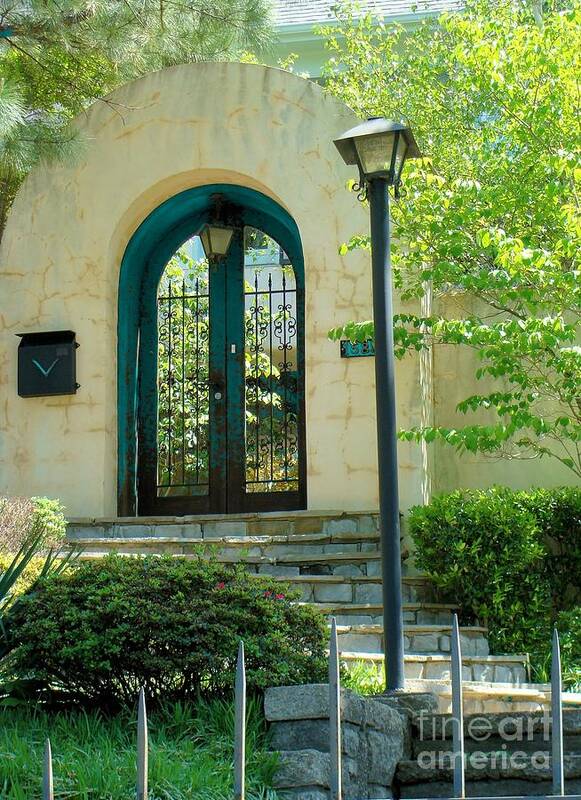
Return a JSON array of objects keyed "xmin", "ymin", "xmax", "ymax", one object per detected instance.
[
  {"xmin": 430, "ymin": 294, "xmax": 580, "ymax": 494},
  {"xmin": 0, "ymin": 62, "xmax": 426, "ymax": 518}
]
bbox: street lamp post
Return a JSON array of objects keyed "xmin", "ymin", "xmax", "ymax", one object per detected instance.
[{"xmin": 334, "ymin": 118, "xmax": 421, "ymax": 692}]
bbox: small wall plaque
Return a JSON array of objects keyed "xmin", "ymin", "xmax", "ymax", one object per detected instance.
[
  {"xmin": 340, "ymin": 339, "xmax": 375, "ymax": 358},
  {"xmin": 17, "ymin": 331, "xmax": 79, "ymax": 397}
]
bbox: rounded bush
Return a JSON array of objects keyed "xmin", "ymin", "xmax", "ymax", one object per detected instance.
[
  {"xmin": 7, "ymin": 555, "xmax": 327, "ymax": 708},
  {"xmin": 408, "ymin": 486, "xmax": 581, "ymax": 663}
]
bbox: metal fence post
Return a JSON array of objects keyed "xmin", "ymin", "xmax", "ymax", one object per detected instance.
[
  {"xmin": 42, "ymin": 738, "xmax": 54, "ymax": 800},
  {"xmin": 137, "ymin": 687, "xmax": 148, "ymax": 800},
  {"xmin": 552, "ymin": 627, "xmax": 565, "ymax": 796},
  {"xmin": 329, "ymin": 617, "xmax": 342, "ymax": 800},
  {"xmin": 451, "ymin": 614, "xmax": 465, "ymax": 799},
  {"xmin": 235, "ymin": 641, "xmax": 246, "ymax": 800}
]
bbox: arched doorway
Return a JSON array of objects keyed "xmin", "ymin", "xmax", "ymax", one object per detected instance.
[{"xmin": 118, "ymin": 185, "xmax": 306, "ymax": 516}]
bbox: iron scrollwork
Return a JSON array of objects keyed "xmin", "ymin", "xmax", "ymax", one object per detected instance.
[
  {"xmin": 244, "ymin": 254, "xmax": 300, "ymax": 494},
  {"xmin": 157, "ymin": 267, "xmax": 210, "ymax": 497}
]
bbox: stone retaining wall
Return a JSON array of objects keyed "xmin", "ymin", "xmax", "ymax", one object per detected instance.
[{"xmin": 264, "ymin": 684, "xmax": 410, "ymax": 800}]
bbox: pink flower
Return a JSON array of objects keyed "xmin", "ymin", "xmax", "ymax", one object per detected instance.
[
  {"xmin": 216, "ymin": 581, "xmax": 226, "ymax": 590},
  {"xmin": 275, "ymin": 593, "xmax": 285, "ymax": 600},
  {"xmin": 264, "ymin": 590, "xmax": 273, "ymax": 598}
]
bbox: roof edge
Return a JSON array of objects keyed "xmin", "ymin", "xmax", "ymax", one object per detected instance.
[{"xmin": 274, "ymin": 7, "xmax": 448, "ymax": 41}]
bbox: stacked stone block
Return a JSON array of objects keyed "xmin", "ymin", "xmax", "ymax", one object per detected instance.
[{"xmin": 264, "ymin": 684, "xmax": 407, "ymax": 800}]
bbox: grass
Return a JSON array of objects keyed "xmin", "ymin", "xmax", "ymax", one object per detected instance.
[
  {"xmin": 531, "ymin": 657, "xmax": 581, "ymax": 693},
  {"xmin": 0, "ymin": 697, "xmax": 278, "ymax": 800}
]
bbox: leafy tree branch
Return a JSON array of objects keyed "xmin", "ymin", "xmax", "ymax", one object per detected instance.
[
  {"xmin": 0, "ymin": 0, "xmax": 273, "ymax": 239},
  {"xmin": 323, "ymin": 0, "xmax": 580, "ymax": 475}
]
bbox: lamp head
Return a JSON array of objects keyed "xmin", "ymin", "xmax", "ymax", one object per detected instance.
[
  {"xmin": 334, "ymin": 117, "xmax": 421, "ymax": 196},
  {"xmin": 200, "ymin": 194, "xmax": 235, "ymax": 260}
]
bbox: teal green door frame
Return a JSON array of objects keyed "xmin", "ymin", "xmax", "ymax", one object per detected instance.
[{"xmin": 117, "ymin": 184, "xmax": 306, "ymax": 517}]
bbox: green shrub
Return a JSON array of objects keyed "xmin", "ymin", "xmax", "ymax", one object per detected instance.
[
  {"xmin": 531, "ymin": 607, "xmax": 581, "ymax": 691},
  {"xmin": 517, "ymin": 488, "xmax": 581, "ymax": 606},
  {"xmin": 7, "ymin": 555, "xmax": 327, "ymax": 709},
  {"xmin": 0, "ymin": 496, "xmax": 67, "ymax": 554},
  {"xmin": 0, "ymin": 528, "xmax": 76, "ymax": 675},
  {"xmin": 341, "ymin": 660, "xmax": 385, "ymax": 696},
  {"xmin": 557, "ymin": 607, "xmax": 581, "ymax": 691},
  {"xmin": 408, "ymin": 486, "xmax": 581, "ymax": 667}
]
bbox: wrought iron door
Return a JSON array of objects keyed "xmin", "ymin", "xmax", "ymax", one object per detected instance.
[{"xmin": 137, "ymin": 225, "xmax": 306, "ymax": 515}]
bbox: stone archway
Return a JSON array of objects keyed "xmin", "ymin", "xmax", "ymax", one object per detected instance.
[{"xmin": 0, "ymin": 62, "xmax": 426, "ymax": 519}]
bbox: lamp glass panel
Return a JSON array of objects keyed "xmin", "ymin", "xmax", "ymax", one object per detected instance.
[
  {"xmin": 210, "ymin": 226, "xmax": 234, "ymax": 256},
  {"xmin": 392, "ymin": 134, "xmax": 409, "ymax": 183},
  {"xmin": 354, "ymin": 131, "xmax": 396, "ymax": 178},
  {"xmin": 200, "ymin": 227, "xmax": 212, "ymax": 259},
  {"xmin": 200, "ymin": 225, "xmax": 234, "ymax": 258}
]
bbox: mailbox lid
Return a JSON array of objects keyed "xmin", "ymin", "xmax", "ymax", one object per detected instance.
[{"xmin": 17, "ymin": 330, "xmax": 77, "ymax": 347}]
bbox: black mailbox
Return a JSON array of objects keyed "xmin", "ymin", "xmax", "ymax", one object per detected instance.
[{"xmin": 17, "ymin": 331, "xmax": 79, "ymax": 397}]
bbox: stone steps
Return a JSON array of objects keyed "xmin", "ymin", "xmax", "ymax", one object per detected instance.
[
  {"xmin": 305, "ymin": 601, "xmax": 458, "ymax": 626},
  {"xmin": 404, "ymin": 679, "xmax": 581, "ymax": 715},
  {"xmin": 397, "ymin": 759, "xmax": 581, "ymax": 798},
  {"xmin": 73, "ymin": 547, "xmax": 488, "ymax": 656},
  {"xmin": 340, "ymin": 653, "xmax": 530, "ymax": 688},
  {"xmin": 262, "ymin": 575, "xmax": 439, "ymax": 605},
  {"xmin": 398, "ymin": 710, "xmax": 581, "ymax": 797},
  {"xmin": 265, "ymin": 687, "xmax": 581, "ymax": 800},
  {"xmin": 66, "ymin": 512, "xmax": 527, "ymax": 696},
  {"xmin": 412, "ymin": 712, "xmax": 581, "ymax": 764},
  {"xmin": 334, "ymin": 623, "xmax": 489, "ymax": 656},
  {"xmin": 400, "ymin": 779, "xmax": 581, "ymax": 797},
  {"xmin": 76, "ymin": 544, "xmax": 384, "ymax": 577},
  {"xmin": 70, "ymin": 531, "xmax": 380, "ymax": 553},
  {"xmin": 67, "ymin": 509, "xmax": 380, "ymax": 540},
  {"xmin": 415, "ymin": 710, "xmax": 581, "ymax": 739},
  {"xmin": 413, "ymin": 733, "xmax": 581, "ymax": 756},
  {"xmin": 398, "ymin": 754, "xmax": 581, "ymax": 781}
]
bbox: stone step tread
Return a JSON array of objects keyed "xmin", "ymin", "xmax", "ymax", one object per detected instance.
[
  {"xmin": 402, "ymin": 679, "xmax": 581, "ymax": 706},
  {"xmin": 413, "ymin": 710, "xmax": 581, "ymax": 738},
  {"xmin": 338, "ymin": 651, "xmax": 529, "ymax": 665},
  {"xmin": 61, "ymin": 560, "xmax": 431, "ymax": 585},
  {"xmin": 436, "ymin": 685, "xmax": 581, "ymax": 703},
  {"xmin": 334, "ymin": 623, "xmax": 488, "ymax": 635},
  {"xmin": 68, "ymin": 510, "xmax": 380, "ymax": 524},
  {"xmin": 329, "ymin": 655, "xmax": 528, "ymax": 685},
  {"xmin": 399, "ymin": 779, "xmax": 581, "ymax": 798},
  {"xmin": 414, "ymin": 738, "xmax": 581, "ymax": 756},
  {"xmin": 406, "ymin": 679, "xmax": 555, "ymax": 701},
  {"xmin": 76, "ymin": 552, "xmax": 384, "ymax": 566},
  {"xmin": 270, "ymin": 574, "xmax": 430, "ymax": 584},
  {"xmin": 396, "ymin": 753, "xmax": 581, "ymax": 783},
  {"xmin": 78, "ymin": 550, "xmax": 382, "ymax": 564},
  {"xmin": 67, "ymin": 532, "xmax": 380, "ymax": 546},
  {"xmin": 303, "ymin": 601, "xmax": 458, "ymax": 613}
]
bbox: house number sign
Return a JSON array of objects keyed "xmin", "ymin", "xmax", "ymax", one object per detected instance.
[
  {"xmin": 17, "ymin": 331, "xmax": 79, "ymax": 397},
  {"xmin": 340, "ymin": 339, "xmax": 375, "ymax": 358}
]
